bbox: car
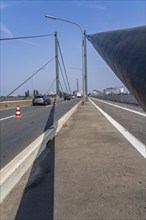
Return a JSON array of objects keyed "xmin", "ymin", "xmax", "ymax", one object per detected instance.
[
  {"xmin": 32, "ymin": 95, "xmax": 51, "ymax": 105},
  {"xmin": 77, "ymin": 92, "xmax": 82, "ymax": 98},
  {"xmin": 64, "ymin": 95, "xmax": 71, "ymax": 101}
]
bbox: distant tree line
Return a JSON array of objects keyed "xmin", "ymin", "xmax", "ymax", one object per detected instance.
[
  {"xmin": 25, "ymin": 90, "xmax": 39, "ymax": 97},
  {"xmin": 25, "ymin": 90, "xmax": 72, "ymax": 98}
]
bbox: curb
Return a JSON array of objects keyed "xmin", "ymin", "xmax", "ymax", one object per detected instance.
[{"xmin": 0, "ymin": 101, "xmax": 81, "ymax": 203}]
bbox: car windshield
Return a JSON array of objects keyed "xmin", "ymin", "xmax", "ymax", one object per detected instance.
[{"xmin": 34, "ymin": 96, "xmax": 43, "ymax": 99}]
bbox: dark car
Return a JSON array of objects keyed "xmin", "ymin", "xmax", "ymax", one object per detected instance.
[
  {"xmin": 32, "ymin": 95, "xmax": 51, "ymax": 105},
  {"xmin": 64, "ymin": 95, "xmax": 71, "ymax": 101}
]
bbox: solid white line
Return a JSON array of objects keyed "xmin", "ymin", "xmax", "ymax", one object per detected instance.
[
  {"xmin": 91, "ymin": 97, "xmax": 146, "ymax": 117},
  {"xmin": 89, "ymin": 98, "xmax": 146, "ymax": 159},
  {"xmin": 46, "ymin": 104, "xmax": 53, "ymax": 108},
  {"xmin": 0, "ymin": 115, "xmax": 15, "ymax": 121},
  {"xmin": 0, "ymin": 105, "xmax": 52, "ymax": 120},
  {"xmin": 1, "ymin": 100, "xmax": 31, "ymax": 103}
]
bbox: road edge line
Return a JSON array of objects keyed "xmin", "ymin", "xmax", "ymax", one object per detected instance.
[
  {"xmin": 91, "ymin": 97, "xmax": 146, "ymax": 117},
  {"xmin": 89, "ymin": 98, "xmax": 146, "ymax": 159}
]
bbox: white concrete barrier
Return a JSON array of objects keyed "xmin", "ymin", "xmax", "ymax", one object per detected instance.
[{"xmin": 91, "ymin": 94, "xmax": 139, "ymax": 105}]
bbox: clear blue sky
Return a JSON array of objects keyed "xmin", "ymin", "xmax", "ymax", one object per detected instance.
[{"xmin": 1, "ymin": 0, "xmax": 145, "ymax": 96}]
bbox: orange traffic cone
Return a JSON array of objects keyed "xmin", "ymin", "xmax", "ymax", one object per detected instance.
[
  {"xmin": 54, "ymin": 100, "xmax": 58, "ymax": 107},
  {"xmin": 15, "ymin": 105, "xmax": 22, "ymax": 118}
]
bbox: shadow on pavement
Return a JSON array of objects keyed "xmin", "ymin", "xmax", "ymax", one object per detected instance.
[{"xmin": 15, "ymin": 102, "xmax": 56, "ymax": 220}]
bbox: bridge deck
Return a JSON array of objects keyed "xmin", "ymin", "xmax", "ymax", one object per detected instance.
[{"xmin": 1, "ymin": 99, "xmax": 145, "ymax": 220}]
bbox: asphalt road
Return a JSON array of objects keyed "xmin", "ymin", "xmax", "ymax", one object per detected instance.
[
  {"xmin": 90, "ymin": 97, "xmax": 146, "ymax": 145},
  {"xmin": 0, "ymin": 99, "xmax": 81, "ymax": 169}
]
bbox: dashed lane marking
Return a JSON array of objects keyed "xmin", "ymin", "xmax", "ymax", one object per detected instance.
[{"xmin": 0, "ymin": 115, "xmax": 15, "ymax": 121}]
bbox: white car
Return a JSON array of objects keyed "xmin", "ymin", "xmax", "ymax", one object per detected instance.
[{"xmin": 32, "ymin": 95, "xmax": 51, "ymax": 105}]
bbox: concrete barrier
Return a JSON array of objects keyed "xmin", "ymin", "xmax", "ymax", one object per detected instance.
[
  {"xmin": 0, "ymin": 100, "xmax": 81, "ymax": 203},
  {"xmin": 91, "ymin": 94, "xmax": 139, "ymax": 105}
]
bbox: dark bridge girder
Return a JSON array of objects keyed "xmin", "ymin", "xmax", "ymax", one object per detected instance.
[{"xmin": 87, "ymin": 26, "xmax": 146, "ymax": 111}]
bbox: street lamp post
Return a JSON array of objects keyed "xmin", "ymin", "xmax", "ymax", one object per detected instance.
[
  {"xmin": 45, "ymin": 15, "xmax": 87, "ymax": 103},
  {"xmin": 84, "ymin": 30, "xmax": 88, "ymax": 100},
  {"xmin": 54, "ymin": 31, "xmax": 60, "ymax": 98}
]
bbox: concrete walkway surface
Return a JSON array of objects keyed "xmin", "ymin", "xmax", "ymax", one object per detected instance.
[
  {"xmin": 54, "ymin": 100, "xmax": 145, "ymax": 220},
  {"xmin": 1, "ymin": 100, "xmax": 145, "ymax": 220}
]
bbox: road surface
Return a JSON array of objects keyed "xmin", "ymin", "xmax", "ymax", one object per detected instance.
[{"xmin": 0, "ymin": 99, "xmax": 81, "ymax": 168}]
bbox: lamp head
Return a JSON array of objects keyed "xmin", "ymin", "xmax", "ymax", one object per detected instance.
[{"xmin": 45, "ymin": 15, "xmax": 57, "ymax": 20}]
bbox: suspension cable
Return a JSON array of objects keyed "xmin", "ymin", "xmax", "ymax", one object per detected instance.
[
  {"xmin": 1, "ymin": 57, "xmax": 55, "ymax": 102},
  {"xmin": 45, "ymin": 78, "xmax": 56, "ymax": 95},
  {"xmin": 0, "ymin": 34, "xmax": 54, "ymax": 41},
  {"xmin": 57, "ymin": 40, "xmax": 71, "ymax": 94},
  {"xmin": 59, "ymin": 80, "xmax": 64, "ymax": 95},
  {"xmin": 58, "ymin": 61, "xmax": 69, "ymax": 93}
]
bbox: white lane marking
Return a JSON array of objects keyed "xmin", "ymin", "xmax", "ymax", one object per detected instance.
[
  {"xmin": 0, "ymin": 105, "xmax": 52, "ymax": 120},
  {"xmin": 0, "ymin": 115, "xmax": 15, "ymax": 121},
  {"xmin": 89, "ymin": 98, "xmax": 146, "ymax": 159},
  {"xmin": 91, "ymin": 97, "xmax": 146, "ymax": 117},
  {"xmin": 1, "ymin": 100, "xmax": 31, "ymax": 103},
  {"xmin": 46, "ymin": 104, "xmax": 53, "ymax": 108}
]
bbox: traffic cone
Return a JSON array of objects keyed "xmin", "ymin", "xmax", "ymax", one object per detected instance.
[
  {"xmin": 15, "ymin": 105, "xmax": 22, "ymax": 118},
  {"xmin": 54, "ymin": 100, "xmax": 58, "ymax": 107}
]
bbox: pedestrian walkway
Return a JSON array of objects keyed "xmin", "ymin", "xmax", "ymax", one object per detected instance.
[
  {"xmin": 54, "ymin": 100, "xmax": 145, "ymax": 220},
  {"xmin": 1, "ymin": 100, "xmax": 145, "ymax": 220}
]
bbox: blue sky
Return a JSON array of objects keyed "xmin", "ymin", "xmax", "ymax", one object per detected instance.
[{"xmin": 0, "ymin": 0, "xmax": 145, "ymax": 96}]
